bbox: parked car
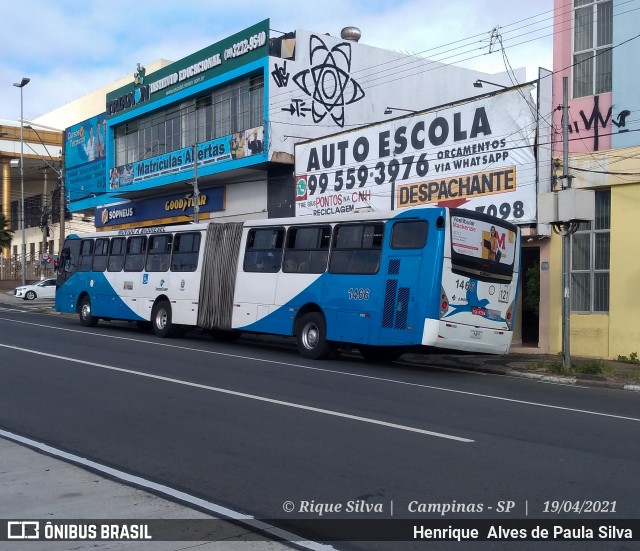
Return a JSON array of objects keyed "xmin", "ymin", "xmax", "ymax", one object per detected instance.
[{"xmin": 14, "ymin": 278, "xmax": 57, "ymax": 300}]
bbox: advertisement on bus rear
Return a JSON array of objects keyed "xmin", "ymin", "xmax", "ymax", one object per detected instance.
[{"xmin": 450, "ymin": 214, "xmax": 517, "ymax": 266}]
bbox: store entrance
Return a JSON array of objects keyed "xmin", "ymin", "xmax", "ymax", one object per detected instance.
[{"xmin": 520, "ymin": 247, "xmax": 540, "ymax": 346}]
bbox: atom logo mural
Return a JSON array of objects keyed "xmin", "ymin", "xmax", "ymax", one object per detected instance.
[{"xmin": 292, "ymin": 35, "xmax": 365, "ymax": 127}]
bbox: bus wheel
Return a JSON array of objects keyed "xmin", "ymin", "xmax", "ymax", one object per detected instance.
[
  {"xmin": 360, "ymin": 345, "xmax": 403, "ymax": 363},
  {"xmin": 79, "ymin": 296, "xmax": 99, "ymax": 327},
  {"xmin": 295, "ymin": 312, "xmax": 335, "ymax": 360},
  {"xmin": 151, "ymin": 300, "xmax": 174, "ymax": 338}
]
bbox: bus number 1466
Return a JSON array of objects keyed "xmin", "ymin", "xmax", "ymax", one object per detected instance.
[{"xmin": 348, "ymin": 288, "xmax": 370, "ymax": 300}]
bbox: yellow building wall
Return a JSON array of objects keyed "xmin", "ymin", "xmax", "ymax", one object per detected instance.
[
  {"xmin": 608, "ymin": 182, "xmax": 640, "ymax": 358},
  {"xmin": 546, "ymin": 147, "xmax": 640, "ymax": 360}
]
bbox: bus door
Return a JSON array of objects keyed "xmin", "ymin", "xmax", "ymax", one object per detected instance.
[{"xmin": 378, "ymin": 220, "xmax": 429, "ymax": 344}]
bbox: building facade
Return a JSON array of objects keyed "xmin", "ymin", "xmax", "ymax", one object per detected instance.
[{"xmin": 547, "ymin": 0, "xmax": 640, "ymax": 359}]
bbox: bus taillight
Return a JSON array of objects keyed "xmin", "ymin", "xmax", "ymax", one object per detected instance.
[{"xmin": 440, "ymin": 286, "xmax": 450, "ymax": 318}]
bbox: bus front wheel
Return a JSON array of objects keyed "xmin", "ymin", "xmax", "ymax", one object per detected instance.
[
  {"xmin": 79, "ymin": 296, "xmax": 99, "ymax": 327},
  {"xmin": 151, "ymin": 300, "xmax": 174, "ymax": 338},
  {"xmin": 295, "ymin": 312, "xmax": 335, "ymax": 360}
]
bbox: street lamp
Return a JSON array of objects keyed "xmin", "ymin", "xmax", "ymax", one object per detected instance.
[
  {"xmin": 13, "ymin": 76, "xmax": 30, "ymax": 286},
  {"xmin": 473, "ymin": 79, "xmax": 508, "ymax": 89},
  {"xmin": 384, "ymin": 106, "xmax": 419, "ymax": 115}
]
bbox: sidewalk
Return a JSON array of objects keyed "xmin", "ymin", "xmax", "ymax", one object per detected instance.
[{"xmin": 0, "ymin": 434, "xmax": 297, "ymax": 549}]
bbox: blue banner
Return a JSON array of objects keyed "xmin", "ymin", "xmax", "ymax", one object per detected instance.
[
  {"xmin": 65, "ymin": 113, "xmax": 108, "ymax": 200},
  {"xmin": 95, "ymin": 187, "xmax": 225, "ymax": 228}
]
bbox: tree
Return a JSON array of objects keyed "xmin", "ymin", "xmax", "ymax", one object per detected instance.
[{"xmin": 0, "ymin": 212, "xmax": 13, "ymax": 249}]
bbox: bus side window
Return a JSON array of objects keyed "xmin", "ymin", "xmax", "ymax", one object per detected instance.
[
  {"xmin": 77, "ymin": 239, "xmax": 94, "ymax": 272},
  {"xmin": 283, "ymin": 226, "xmax": 330, "ymax": 273},
  {"xmin": 391, "ymin": 221, "xmax": 428, "ymax": 249},
  {"xmin": 171, "ymin": 232, "xmax": 200, "ymax": 272},
  {"xmin": 92, "ymin": 238, "xmax": 110, "ymax": 272},
  {"xmin": 108, "ymin": 237, "xmax": 126, "ymax": 272},
  {"xmin": 329, "ymin": 223, "xmax": 383, "ymax": 275},
  {"xmin": 243, "ymin": 228, "xmax": 284, "ymax": 273},
  {"xmin": 146, "ymin": 234, "xmax": 172, "ymax": 272},
  {"xmin": 124, "ymin": 236, "xmax": 147, "ymax": 272}
]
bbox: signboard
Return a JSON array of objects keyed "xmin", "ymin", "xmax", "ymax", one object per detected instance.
[
  {"xmin": 105, "ymin": 20, "xmax": 269, "ymax": 118},
  {"xmin": 64, "ymin": 113, "xmax": 107, "ymax": 201},
  {"xmin": 109, "ymin": 126, "xmax": 264, "ymax": 190},
  {"xmin": 95, "ymin": 187, "xmax": 225, "ymax": 229},
  {"xmin": 294, "ymin": 89, "xmax": 537, "ymax": 224}
]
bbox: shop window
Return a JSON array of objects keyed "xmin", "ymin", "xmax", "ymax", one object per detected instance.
[{"xmin": 570, "ymin": 189, "xmax": 610, "ymax": 312}]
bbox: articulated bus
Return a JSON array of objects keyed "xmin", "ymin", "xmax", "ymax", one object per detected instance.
[{"xmin": 55, "ymin": 207, "xmax": 521, "ymax": 360}]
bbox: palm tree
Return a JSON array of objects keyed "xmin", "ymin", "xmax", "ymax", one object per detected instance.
[{"xmin": 0, "ymin": 212, "xmax": 13, "ymax": 249}]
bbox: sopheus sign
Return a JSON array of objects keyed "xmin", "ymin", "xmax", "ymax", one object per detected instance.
[{"xmin": 294, "ymin": 88, "xmax": 537, "ymax": 223}]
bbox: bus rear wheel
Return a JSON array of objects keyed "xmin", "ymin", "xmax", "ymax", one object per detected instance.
[
  {"xmin": 295, "ymin": 312, "xmax": 335, "ymax": 360},
  {"xmin": 359, "ymin": 345, "xmax": 403, "ymax": 363},
  {"xmin": 151, "ymin": 300, "xmax": 174, "ymax": 338},
  {"xmin": 79, "ymin": 296, "xmax": 99, "ymax": 327}
]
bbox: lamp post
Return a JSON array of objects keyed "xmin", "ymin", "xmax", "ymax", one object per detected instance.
[
  {"xmin": 384, "ymin": 107, "xmax": 419, "ymax": 115},
  {"xmin": 473, "ymin": 79, "xmax": 508, "ymax": 89},
  {"xmin": 14, "ymin": 77, "xmax": 30, "ymax": 286}
]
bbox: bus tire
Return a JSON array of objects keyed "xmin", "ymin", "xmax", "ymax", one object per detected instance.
[
  {"xmin": 79, "ymin": 296, "xmax": 99, "ymax": 327},
  {"xmin": 151, "ymin": 300, "xmax": 174, "ymax": 338},
  {"xmin": 295, "ymin": 312, "xmax": 335, "ymax": 360},
  {"xmin": 360, "ymin": 345, "xmax": 403, "ymax": 363}
]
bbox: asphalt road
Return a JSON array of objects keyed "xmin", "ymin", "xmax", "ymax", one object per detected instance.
[{"xmin": 0, "ymin": 308, "xmax": 639, "ymax": 550}]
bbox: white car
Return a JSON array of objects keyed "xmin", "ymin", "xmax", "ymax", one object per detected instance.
[{"xmin": 14, "ymin": 278, "xmax": 57, "ymax": 300}]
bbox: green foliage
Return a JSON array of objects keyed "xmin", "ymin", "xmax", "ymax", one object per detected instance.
[
  {"xmin": 616, "ymin": 352, "xmax": 639, "ymax": 364},
  {"xmin": 524, "ymin": 262, "xmax": 540, "ymax": 317},
  {"xmin": 0, "ymin": 213, "xmax": 13, "ymax": 249},
  {"xmin": 531, "ymin": 358, "xmax": 610, "ymax": 376}
]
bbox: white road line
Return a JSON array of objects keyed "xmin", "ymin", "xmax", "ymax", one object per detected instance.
[
  {"xmin": 0, "ymin": 342, "xmax": 473, "ymax": 443},
  {"xmin": 0, "ymin": 429, "xmax": 334, "ymax": 551},
  {"xmin": 2, "ymin": 316, "xmax": 639, "ymax": 424}
]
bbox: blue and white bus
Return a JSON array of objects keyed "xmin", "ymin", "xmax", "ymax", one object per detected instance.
[{"xmin": 55, "ymin": 207, "xmax": 520, "ymax": 360}]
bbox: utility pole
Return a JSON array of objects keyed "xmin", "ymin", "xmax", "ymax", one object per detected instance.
[
  {"xmin": 41, "ymin": 168, "xmax": 49, "ymax": 270},
  {"xmin": 192, "ymin": 107, "xmax": 200, "ymax": 223},
  {"xmin": 58, "ymin": 168, "xmax": 65, "ymax": 255},
  {"xmin": 561, "ymin": 77, "xmax": 571, "ymax": 370}
]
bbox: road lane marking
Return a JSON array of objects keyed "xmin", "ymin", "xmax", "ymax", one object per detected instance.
[
  {"xmin": 0, "ymin": 342, "xmax": 473, "ymax": 443},
  {"xmin": 2, "ymin": 317, "xmax": 639, "ymax": 424},
  {"xmin": 0, "ymin": 429, "xmax": 335, "ymax": 551}
]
